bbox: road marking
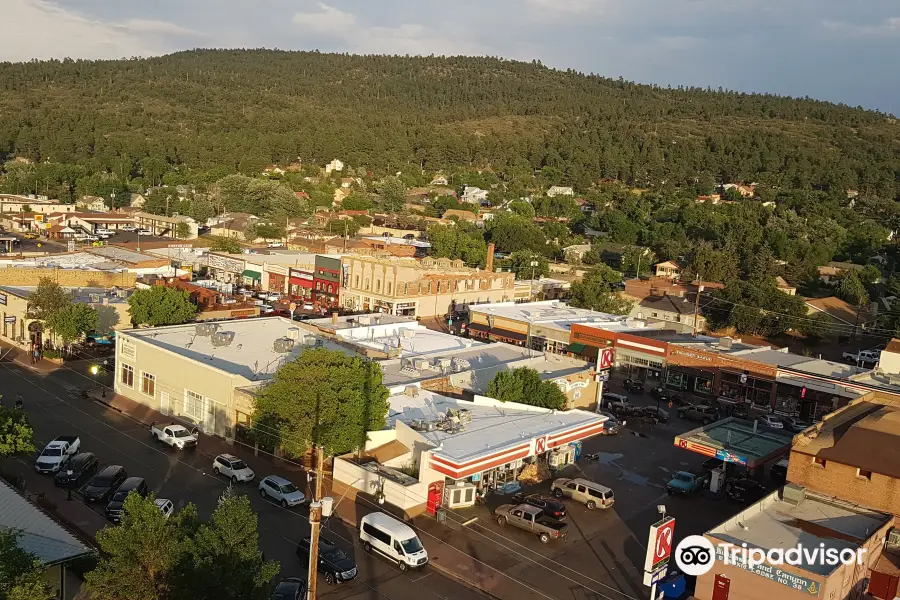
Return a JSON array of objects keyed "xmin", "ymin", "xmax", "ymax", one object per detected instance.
[{"xmin": 412, "ymin": 572, "xmax": 433, "ymax": 583}]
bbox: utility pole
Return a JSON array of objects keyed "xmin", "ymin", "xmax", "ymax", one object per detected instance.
[
  {"xmin": 692, "ymin": 276, "xmax": 703, "ymax": 337},
  {"xmin": 307, "ymin": 445, "xmax": 325, "ymax": 600}
]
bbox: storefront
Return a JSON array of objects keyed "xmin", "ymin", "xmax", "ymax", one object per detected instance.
[
  {"xmin": 774, "ymin": 367, "xmax": 861, "ymax": 421},
  {"xmin": 206, "ymin": 254, "xmax": 245, "ymax": 284},
  {"xmin": 719, "ymin": 371, "xmax": 775, "ymax": 412},
  {"xmin": 313, "ymin": 255, "xmax": 341, "ymax": 309},
  {"xmin": 265, "ymin": 264, "xmax": 288, "ymax": 293},
  {"xmin": 289, "ymin": 268, "xmax": 314, "ymax": 299},
  {"xmin": 568, "ymin": 323, "xmax": 616, "ymax": 365},
  {"xmin": 665, "ymin": 365, "xmax": 716, "ymax": 396},
  {"xmin": 613, "ymin": 333, "xmax": 668, "ymax": 383}
]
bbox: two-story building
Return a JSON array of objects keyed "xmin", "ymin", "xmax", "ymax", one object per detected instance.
[{"xmin": 313, "ymin": 255, "xmax": 342, "ymax": 309}]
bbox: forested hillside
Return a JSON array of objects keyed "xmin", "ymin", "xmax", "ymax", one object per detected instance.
[{"xmin": 0, "ymin": 49, "xmax": 898, "ymax": 199}]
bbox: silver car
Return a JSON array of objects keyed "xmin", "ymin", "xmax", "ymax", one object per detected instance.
[{"xmin": 259, "ymin": 475, "xmax": 306, "ymax": 508}]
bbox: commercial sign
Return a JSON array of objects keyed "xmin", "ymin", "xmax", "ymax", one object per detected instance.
[
  {"xmin": 715, "ymin": 449, "xmax": 748, "ymax": 466},
  {"xmin": 4, "ymin": 316, "xmax": 15, "ymax": 324},
  {"xmin": 570, "ymin": 323, "xmax": 616, "ymax": 347},
  {"xmin": 676, "ymin": 437, "xmax": 717, "ymax": 457},
  {"xmin": 207, "ymin": 254, "xmax": 244, "ymax": 273},
  {"xmin": 33, "ymin": 214, "xmax": 44, "ymax": 222},
  {"xmin": 230, "ymin": 309, "xmax": 256, "ymax": 318},
  {"xmin": 714, "ymin": 547, "xmax": 821, "ymax": 596},
  {"xmin": 644, "ymin": 517, "xmax": 676, "ymax": 572},
  {"xmin": 0, "ymin": 292, "xmax": 6, "ymax": 305},
  {"xmin": 599, "ymin": 348, "xmax": 614, "ymax": 369}
]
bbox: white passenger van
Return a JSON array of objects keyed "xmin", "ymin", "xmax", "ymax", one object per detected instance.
[{"xmin": 359, "ymin": 512, "xmax": 428, "ymax": 571}]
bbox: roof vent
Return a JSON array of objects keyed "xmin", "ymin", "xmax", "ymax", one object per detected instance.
[
  {"xmin": 286, "ymin": 327, "xmax": 300, "ymax": 340},
  {"xmin": 719, "ymin": 337, "xmax": 733, "ymax": 349},
  {"xmin": 413, "ymin": 358, "xmax": 430, "ymax": 370},
  {"xmin": 781, "ymin": 483, "xmax": 806, "ymax": 506},
  {"xmin": 358, "ymin": 315, "xmax": 373, "ymax": 325},
  {"xmin": 195, "ymin": 323, "xmax": 218, "ymax": 336},
  {"xmin": 435, "ymin": 357, "xmax": 452, "ymax": 369},
  {"xmin": 404, "ymin": 385, "xmax": 419, "ymax": 397},
  {"xmin": 402, "ymin": 328, "xmax": 416, "ymax": 339},
  {"xmin": 887, "ymin": 528, "xmax": 900, "ymax": 550},
  {"xmin": 211, "ymin": 331, "xmax": 235, "ymax": 347},
  {"xmin": 273, "ymin": 337, "xmax": 295, "ymax": 353}
]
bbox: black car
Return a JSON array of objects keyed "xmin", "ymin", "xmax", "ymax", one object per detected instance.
[
  {"xmin": 510, "ymin": 493, "xmax": 567, "ymax": 520},
  {"xmin": 650, "ymin": 387, "xmax": 671, "ymax": 400},
  {"xmin": 54, "ymin": 452, "xmax": 98, "ymax": 489},
  {"xmin": 640, "ymin": 406, "xmax": 670, "ymax": 423},
  {"xmin": 296, "ymin": 536, "xmax": 358, "ymax": 585},
  {"xmin": 725, "ymin": 478, "xmax": 766, "ymax": 503},
  {"xmin": 106, "ymin": 477, "xmax": 149, "ymax": 522},
  {"xmin": 83, "ymin": 465, "xmax": 127, "ymax": 503},
  {"xmin": 271, "ymin": 577, "xmax": 306, "ymax": 600},
  {"xmin": 623, "ymin": 378, "xmax": 645, "ymax": 392}
]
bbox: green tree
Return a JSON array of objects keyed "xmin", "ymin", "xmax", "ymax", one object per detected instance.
[
  {"xmin": 341, "ymin": 193, "xmax": 373, "ymax": 211},
  {"xmin": 128, "ymin": 286, "xmax": 198, "ymax": 327},
  {"xmin": 175, "ymin": 222, "xmax": 191, "ymax": 240},
  {"xmin": 427, "ymin": 223, "xmax": 487, "ymax": 268},
  {"xmin": 247, "ymin": 222, "xmax": 285, "ymax": 241},
  {"xmin": 46, "ymin": 303, "xmax": 99, "ymax": 349},
  {"xmin": 506, "ymin": 251, "xmax": 549, "ymax": 280},
  {"xmin": 328, "ymin": 218, "xmax": 361, "ymax": 237},
  {"xmin": 0, "ymin": 405, "xmax": 35, "ymax": 458},
  {"xmin": 210, "ymin": 237, "xmax": 243, "ymax": 253},
  {"xmin": 485, "ymin": 213, "xmax": 545, "ymax": 254},
  {"xmin": 251, "ymin": 348, "xmax": 390, "ymax": 457},
  {"xmin": 376, "ymin": 177, "xmax": 406, "ymax": 213},
  {"xmin": 0, "ymin": 530, "xmax": 51, "ymax": 600},
  {"xmin": 487, "ymin": 368, "xmax": 567, "ymax": 410},
  {"xmin": 569, "ymin": 266, "xmax": 633, "ymax": 314},
  {"xmin": 179, "ymin": 489, "xmax": 279, "ymax": 600},
  {"xmin": 27, "ymin": 278, "xmax": 72, "ymax": 322},
  {"xmin": 836, "ymin": 272, "xmax": 870, "ymax": 308},
  {"xmin": 508, "ymin": 201, "xmax": 536, "ymax": 219}
]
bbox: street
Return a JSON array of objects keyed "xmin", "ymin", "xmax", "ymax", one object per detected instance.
[{"xmin": 0, "ymin": 356, "xmax": 489, "ymax": 600}]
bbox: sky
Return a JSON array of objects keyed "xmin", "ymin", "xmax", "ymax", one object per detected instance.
[{"xmin": 2, "ymin": 0, "xmax": 899, "ymax": 113}]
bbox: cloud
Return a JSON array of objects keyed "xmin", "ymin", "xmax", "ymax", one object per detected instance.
[
  {"xmin": 822, "ymin": 17, "xmax": 900, "ymax": 38},
  {"xmin": 116, "ymin": 18, "xmax": 199, "ymax": 37},
  {"xmin": 292, "ymin": 3, "xmax": 356, "ymax": 34},
  {"xmin": 525, "ymin": 0, "xmax": 605, "ymax": 15}
]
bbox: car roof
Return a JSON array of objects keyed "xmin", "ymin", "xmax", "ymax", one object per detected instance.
[
  {"xmin": 568, "ymin": 478, "xmax": 611, "ymax": 491},
  {"xmin": 98, "ymin": 465, "xmax": 124, "ymax": 475},
  {"xmin": 263, "ymin": 475, "xmax": 291, "ymax": 485},
  {"xmin": 118, "ymin": 476, "xmax": 145, "ymax": 489},
  {"xmin": 217, "ymin": 453, "xmax": 239, "ymax": 461},
  {"xmin": 361, "ymin": 512, "xmax": 417, "ymax": 538}
]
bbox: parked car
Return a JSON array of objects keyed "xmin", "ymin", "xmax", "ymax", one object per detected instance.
[
  {"xmin": 677, "ymin": 404, "xmax": 719, "ymax": 425},
  {"xmin": 106, "ymin": 476, "xmax": 149, "ymax": 522},
  {"xmin": 666, "ymin": 471, "xmax": 709, "ymax": 495},
  {"xmin": 757, "ymin": 414, "xmax": 784, "ymax": 429},
  {"xmin": 95, "ymin": 228, "xmax": 116, "ymax": 237},
  {"xmin": 150, "ymin": 422, "xmax": 198, "ymax": 450},
  {"xmin": 35, "ymin": 436, "xmax": 81, "ymax": 473},
  {"xmin": 265, "ymin": 292, "xmax": 282, "ymax": 302},
  {"xmin": 136, "ymin": 228, "xmax": 153, "ymax": 236},
  {"xmin": 601, "ymin": 393, "xmax": 629, "ymax": 409},
  {"xmin": 83, "ymin": 465, "xmax": 127, "ymax": 503},
  {"xmin": 260, "ymin": 304, "xmax": 275, "ymax": 314},
  {"xmin": 74, "ymin": 233, "xmax": 99, "ymax": 242},
  {"xmin": 770, "ymin": 458, "xmax": 789, "ymax": 485},
  {"xmin": 120, "ymin": 225, "xmax": 137, "ymax": 232},
  {"xmin": 510, "ymin": 493, "xmax": 567, "ymax": 520},
  {"xmin": 551, "ymin": 477, "xmax": 615, "ymax": 509},
  {"xmin": 266, "ymin": 241, "xmax": 286, "ymax": 248},
  {"xmin": 494, "ymin": 504, "xmax": 569, "ymax": 543},
  {"xmin": 54, "ymin": 452, "xmax": 98, "ymax": 488},
  {"xmin": 639, "ymin": 406, "xmax": 670, "ymax": 423},
  {"xmin": 296, "ymin": 536, "xmax": 358, "ymax": 585},
  {"xmin": 212, "ymin": 454, "xmax": 255, "ymax": 483},
  {"xmin": 360, "ymin": 512, "xmax": 428, "ymax": 571},
  {"xmin": 725, "ymin": 478, "xmax": 767, "ymax": 503},
  {"xmin": 780, "ymin": 416, "xmax": 811, "ymax": 433},
  {"xmin": 155, "ymin": 498, "xmax": 175, "ymax": 519},
  {"xmin": 259, "ymin": 475, "xmax": 306, "ymax": 507},
  {"xmin": 271, "ymin": 577, "xmax": 306, "ymax": 600},
  {"xmin": 302, "ymin": 302, "xmax": 314, "ymax": 311},
  {"xmin": 623, "ymin": 378, "xmax": 645, "ymax": 392},
  {"xmin": 599, "ymin": 412, "xmax": 622, "ymax": 435}
]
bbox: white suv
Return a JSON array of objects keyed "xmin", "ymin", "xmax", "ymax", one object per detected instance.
[{"xmin": 212, "ymin": 454, "xmax": 255, "ymax": 483}]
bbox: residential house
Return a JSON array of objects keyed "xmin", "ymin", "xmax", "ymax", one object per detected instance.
[
  {"xmin": 563, "ymin": 244, "xmax": 592, "ymax": 264},
  {"xmin": 460, "ymin": 185, "xmax": 489, "ymax": 205},
  {"xmin": 333, "ymin": 188, "xmax": 352, "ymax": 205},
  {"xmin": 573, "ymin": 197, "xmax": 592, "ymax": 214},
  {"xmin": 805, "ymin": 296, "xmax": 876, "ymax": 334},
  {"xmin": 295, "ymin": 191, "xmax": 310, "ymax": 201},
  {"xmin": 325, "ymin": 158, "xmax": 344, "ymax": 174},
  {"xmin": 209, "ymin": 213, "xmax": 257, "ymax": 240},
  {"xmin": 631, "ymin": 292, "xmax": 706, "ymax": 334},
  {"xmin": 775, "ymin": 276, "xmax": 797, "ymax": 295},
  {"xmin": 129, "ymin": 193, "xmax": 146, "ymax": 208},
  {"xmin": 722, "ymin": 183, "xmax": 756, "ymax": 198},
  {"xmin": 695, "ymin": 194, "xmax": 721, "ymax": 204},
  {"xmin": 653, "ymin": 260, "xmax": 681, "ymax": 279},
  {"xmin": 77, "ymin": 195, "xmax": 108, "ymax": 212},
  {"xmin": 262, "ymin": 165, "xmax": 285, "ymax": 176},
  {"xmin": 623, "ymin": 277, "xmax": 724, "ymax": 302},
  {"xmin": 430, "ymin": 175, "xmax": 448, "ymax": 186},
  {"xmin": 340, "ymin": 177, "xmax": 356, "ymax": 189},
  {"xmin": 818, "ymin": 261, "xmax": 865, "ymax": 286},
  {"xmin": 546, "ymin": 186, "xmax": 575, "ymax": 197},
  {"xmin": 442, "ymin": 208, "xmax": 479, "ymax": 224}
]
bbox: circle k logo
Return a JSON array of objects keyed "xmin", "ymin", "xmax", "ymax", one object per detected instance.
[{"xmin": 674, "ymin": 535, "xmax": 716, "ymax": 576}]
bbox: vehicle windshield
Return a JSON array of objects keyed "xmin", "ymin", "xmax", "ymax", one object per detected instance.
[
  {"xmin": 400, "ymin": 537, "xmax": 423, "ymax": 554},
  {"xmin": 323, "ymin": 548, "xmax": 347, "ymax": 562},
  {"xmin": 42, "ymin": 448, "xmax": 63, "ymax": 457},
  {"xmin": 173, "ymin": 429, "xmax": 192, "ymax": 438},
  {"xmin": 232, "ymin": 460, "xmax": 248, "ymax": 470},
  {"xmin": 280, "ymin": 483, "xmax": 298, "ymax": 494},
  {"xmin": 675, "ymin": 473, "xmax": 693, "ymax": 482},
  {"xmin": 112, "ymin": 490, "xmax": 129, "ymax": 502}
]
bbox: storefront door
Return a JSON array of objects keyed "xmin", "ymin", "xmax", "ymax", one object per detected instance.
[{"xmin": 712, "ymin": 575, "xmax": 730, "ymax": 600}]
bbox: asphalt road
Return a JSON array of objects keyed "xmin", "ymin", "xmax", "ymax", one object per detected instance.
[{"xmin": 1, "ymin": 357, "xmax": 488, "ymax": 600}]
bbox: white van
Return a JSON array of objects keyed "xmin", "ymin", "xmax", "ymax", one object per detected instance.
[{"xmin": 359, "ymin": 512, "xmax": 428, "ymax": 571}]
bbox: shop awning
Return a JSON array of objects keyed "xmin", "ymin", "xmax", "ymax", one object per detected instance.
[
  {"xmin": 242, "ymin": 269, "xmax": 262, "ymax": 280},
  {"xmin": 567, "ymin": 342, "xmax": 587, "ymax": 354},
  {"xmin": 490, "ymin": 328, "xmax": 527, "ymax": 342},
  {"xmin": 466, "ymin": 322, "xmax": 490, "ymax": 333}
]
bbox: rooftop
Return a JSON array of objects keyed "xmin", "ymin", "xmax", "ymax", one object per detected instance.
[
  {"xmin": 386, "ymin": 389, "xmax": 605, "ymax": 464},
  {"xmin": 87, "ymin": 246, "xmax": 158, "ymax": 264},
  {"xmin": 709, "ymin": 488, "xmax": 891, "ymax": 576},
  {"xmin": 0, "ymin": 285, "xmax": 131, "ymax": 304},
  {"xmin": 675, "ymin": 417, "xmax": 795, "ymax": 465},
  {"xmin": 304, "ymin": 314, "xmax": 416, "ymax": 334},
  {"xmin": 363, "ymin": 236, "xmax": 431, "ymax": 248},
  {"xmin": 0, "ymin": 252, "xmax": 125, "ymax": 271},
  {"xmin": 469, "ymin": 300, "xmax": 630, "ymax": 325},
  {"xmin": 121, "ymin": 317, "xmax": 349, "ymax": 381},
  {"xmin": 0, "ymin": 478, "xmax": 95, "ymax": 566},
  {"xmin": 792, "ymin": 398, "xmax": 900, "ymax": 478}
]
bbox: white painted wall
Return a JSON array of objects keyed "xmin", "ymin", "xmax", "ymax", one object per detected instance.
[{"xmin": 333, "ymin": 457, "xmax": 428, "ymax": 510}]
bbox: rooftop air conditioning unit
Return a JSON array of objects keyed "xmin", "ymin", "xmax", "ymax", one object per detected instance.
[
  {"xmin": 286, "ymin": 327, "xmax": 300, "ymax": 340},
  {"xmin": 887, "ymin": 528, "xmax": 900, "ymax": 550},
  {"xmin": 358, "ymin": 315, "xmax": 372, "ymax": 325},
  {"xmin": 781, "ymin": 483, "xmax": 806, "ymax": 506},
  {"xmin": 116, "ymin": 289, "xmax": 128, "ymax": 299},
  {"xmin": 211, "ymin": 331, "xmax": 235, "ymax": 347},
  {"xmin": 273, "ymin": 338, "xmax": 295, "ymax": 353},
  {"xmin": 195, "ymin": 323, "xmax": 218, "ymax": 336},
  {"xmin": 435, "ymin": 357, "xmax": 452, "ymax": 369},
  {"xmin": 413, "ymin": 358, "xmax": 429, "ymax": 370},
  {"xmin": 404, "ymin": 385, "xmax": 419, "ymax": 397},
  {"xmin": 719, "ymin": 337, "xmax": 733, "ymax": 349},
  {"xmin": 89, "ymin": 294, "xmax": 100, "ymax": 303},
  {"xmin": 402, "ymin": 328, "xmax": 416, "ymax": 339}
]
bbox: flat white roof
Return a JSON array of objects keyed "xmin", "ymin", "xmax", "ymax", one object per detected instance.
[
  {"xmin": 709, "ymin": 489, "xmax": 890, "ymax": 576},
  {"xmin": 387, "ymin": 390, "xmax": 605, "ymax": 464},
  {"xmin": 379, "ymin": 341, "xmax": 539, "ymax": 387},
  {"xmin": 364, "ymin": 236, "xmax": 431, "ymax": 248},
  {"xmin": 468, "ymin": 300, "xmax": 630, "ymax": 325},
  {"xmin": 122, "ymin": 317, "xmax": 350, "ymax": 381},
  {"xmin": 349, "ymin": 328, "xmax": 483, "ymax": 357},
  {"xmin": 0, "ymin": 252, "xmax": 126, "ymax": 271}
]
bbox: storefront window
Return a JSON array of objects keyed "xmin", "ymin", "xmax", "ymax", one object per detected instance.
[
  {"xmin": 666, "ymin": 370, "xmax": 685, "ymax": 390},
  {"xmin": 694, "ymin": 377, "xmax": 713, "ymax": 395},
  {"xmin": 774, "ymin": 394, "xmax": 799, "ymax": 416}
]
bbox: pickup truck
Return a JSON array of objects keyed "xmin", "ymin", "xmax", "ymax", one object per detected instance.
[
  {"xmin": 35, "ymin": 436, "xmax": 81, "ymax": 473},
  {"xmin": 842, "ymin": 350, "xmax": 880, "ymax": 365},
  {"xmin": 150, "ymin": 423, "xmax": 198, "ymax": 450},
  {"xmin": 666, "ymin": 470, "xmax": 710, "ymax": 496},
  {"xmin": 494, "ymin": 503, "xmax": 568, "ymax": 543}
]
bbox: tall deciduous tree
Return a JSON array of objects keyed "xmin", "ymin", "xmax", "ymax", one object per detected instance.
[
  {"xmin": 27, "ymin": 278, "xmax": 72, "ymax": 322},
  {"xmin": 127, "ymin": 286, "xmax": 198, "ymax": 327},
  {"xmin": 0, "ymin": 530, "xmax": 51, "ymax": 600},
  {"xmin": 46, "ymin": 303, "xmax": 99, "ymax": 347},
  {"xmin": 251, "ymin": 348, "xmax": 390, "ymax": 456},
  {"xmin": 506, "ymin": 251, "xmax": 549, "ymax": 280},
  {"xmin": 210, "ymin": 238, "xmax": 242, "ymax": 253},
  {"xmin": 569, "ymin": 266, "xmax": 633, "ymax": 315},
  {"xmin": 0, "ymin": 404, "xmax": 35, "ymax": 458},
  {"xmin": 836, "ymin": 271, "xmax": 870, "ymax": 308},
  {"xmin": 376, "ymin": 177, "xmax": 407, "ymax": 213},
  {"xmin": 487, "ymin": 368, "xmax": 567, "ymax": 410}
]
